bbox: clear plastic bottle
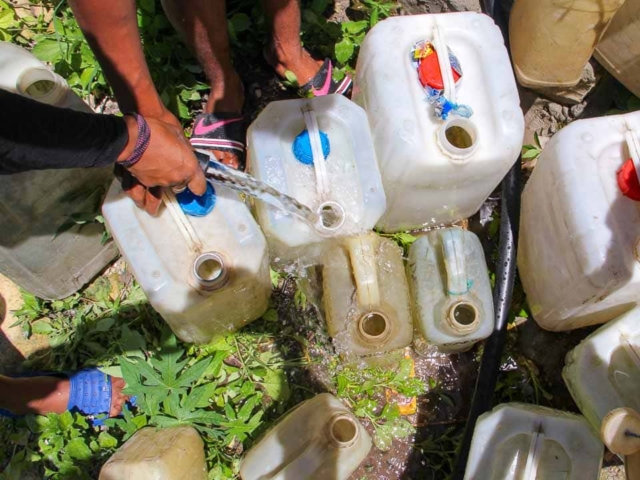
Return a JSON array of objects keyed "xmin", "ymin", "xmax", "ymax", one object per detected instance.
[
  {"xmin": 510, "ymin": 0, "xmax": 625, "ymax": 88},
  {"xmin": 465, "ymin": 403, "xmax": 603, "ymax": 480},
  {"xmin": 321, "ymin": 233, "xmax": 413, "ymax": 362},
  {"xmin": 102, "ymin": 181, "xmax": 271, "ymax": 344},
  {"xmin": 0, "ymin": 42, "xmax": 116, "ymax": 299},
  {"xmin": 247, "ymin": 95, "xmax": 386, "ymax": 266},
  {"xmin": 99, "ymin": 426, "xmax": 207, "ymax": 480},
  {"xmin": 407, "ymin": 228, "xmax": 493, "ymax": 353},
  {"xmin": 518, "ymin": 110, "xmax": 640, "ymax": 331},
  {"xmin": 240, "ymin": 393, "xmax": 372, "ymax": 480},
  {"xmin": 353, "ymin": 13, "xmax": 523, "ymax": 232}
]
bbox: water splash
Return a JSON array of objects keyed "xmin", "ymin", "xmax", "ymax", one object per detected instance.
[{"xmin": 195, "ymin": 149, "xmax": 320, "ymax": 226}]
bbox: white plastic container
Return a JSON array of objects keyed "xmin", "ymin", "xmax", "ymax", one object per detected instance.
[
  {"xmin": 321, "ymin": 233, "xmax": 413, "ymax": 361},
  {"xmin": 353, "ymin": 13, "xmax": 524, "ymax": 232},
  {"xmin": 0, "ymin": 41, "xmax": 92, "ymax": 112},
  {"xmin": 99, "ymin": 426, "xmax": 207, "ymax": 480},
  {"xmin": 518, "ymin": 110, "xmax": 640, "ymax": 332},
  {"xmin": 407, "ymin": 228, "xmax": 493, "ymax": 353},
  {"xmin": 563, "ymin": 306, "xmax": 640, "ymax": 434},
  {"xmin": 102, "ymin": 181, "xmax": 271, "ymax": 344},
  {"xmin": 240, "ymin": 393, "xmax": 372, "ymax": 480},
  {"xmin": 465, "ymin": 403, "xmax": 603, "ymax": 480},
  {"xmin": 0, "ymin": 42, "xmax": 116, "ymax": 299},
  {"xmin": 247, "ymin": 94, "xmax": 386, "ymax": 266}
]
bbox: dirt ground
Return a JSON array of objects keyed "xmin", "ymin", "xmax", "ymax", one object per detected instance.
[{"xmin": 1, "ymin": 0, "xmax": 635, "ymax": 478}]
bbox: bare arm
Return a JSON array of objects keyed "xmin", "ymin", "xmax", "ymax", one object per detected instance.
[{"xmin": 68, "ymin": 0, "xmax": 171, "ymax": 122}]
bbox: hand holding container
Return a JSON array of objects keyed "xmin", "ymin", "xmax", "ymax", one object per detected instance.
[{"xmin": 102, "ymin": 182, "xmax": 271, "ymax": 344}]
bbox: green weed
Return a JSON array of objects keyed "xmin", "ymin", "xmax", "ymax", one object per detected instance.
[{"xmin": 521, "ymin": 131, "xmax": 543, "ymax": 162}]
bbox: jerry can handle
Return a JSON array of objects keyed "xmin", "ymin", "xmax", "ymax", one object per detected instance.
[
  {"xmin": 345, "ymin": 235, "xmax": 381, "ymax": 309},
  {"xmin": 625, "ymin": 130, "xmax": 640, "ymax": 185},
  {"xmin": 441, "ymin": 229, "xmax": 469, "ymax": 296}
]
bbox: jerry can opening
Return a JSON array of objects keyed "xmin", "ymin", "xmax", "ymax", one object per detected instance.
[
  {"xmin": 329, "ymin": 415, "xmax": 359, "ymax": 448},
  {"xmin": 358, "ymin": 312, "xmax": 390, "ymax": 342},
  {"xmin": 193, "ymin": 252, "xmax": 228, "ymax": 291},
  {"xmin": 447, "ymin": 301, "xmax": 480, "ymax": 335}
]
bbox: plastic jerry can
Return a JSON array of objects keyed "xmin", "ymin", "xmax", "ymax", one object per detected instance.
[
  {"xmin": 464, "ymin": 403, "xmax": 603, "ymax": 480},
  {"xmin": 518, "ymin": 110, "xmax": 640, "ymax": 332},
  {"xmin": 102, "ymin": 181, "xmax": 271, "ymax": 344},
  {"xmin": 595, "ymin": 0, "xmax": 640, "ymax": 99},
  {"xmin": 247, "ymin": 94, "xmax": 386, "ymax": 266},
  {"xmin": 510, "ymin": 0, "xmax": 625, "ymax": 89},
  {"xmin": 321, "ymin": 233, "xmax": 413, "ymax": 362},
  {"xmin": 99, "ymin": 426, "xmax": 207, "ymax": 480},
  {"xmin": 563, "ymin": 306, "xmax": 640, "ymax": 435},
  {"xmin": 352, "ymin": 13, "xmax": 523, "ymax": 232},
  {"xmin": 0, "ymin": 42, "xmax": 116, "ymax": 299},
  {"xmin": 407, "ymin": 228, "xmax": 493, "ymax": 353},
  {"xmin": 240, "ymin": 393, "xmax": 372, "ymax": 480}
]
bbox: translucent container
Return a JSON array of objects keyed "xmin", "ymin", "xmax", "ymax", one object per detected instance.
[
  {"xmin": 518, "ymin": 110, "xmax": 640, "ymax": 332},
  {"xmin": 407, "ymin": 228, "xmax": 493, "ymax": 353},
  {"xmin": 510, "ymin": 0, "xmax": 625, "ymax": 88},
  {"xmin": 102, "ymin": 181, "xmax": 271, "ymax": 344},
  {"xmin": 240, "ymin": 393, "xmax": 372, "ymax": 480},
  {"xmin": 99, "ymin": 426, "xmax": 207, "ymax": 480},
  {"xmin": 321, "ymin": 233, "xmax": 413, "ymax": 361},
  {"xmin": 0, "ymin": 41, "xmax": 92, "ymax": 112},
  {"xmin": 465, "ymin": 403, "xmax": 603, "ymax": 480},
  {"xmin": 563, "ymin": 306, "xmax": 640, "ymax": 434},
  {"xmin": 353, "ymin": 13, "xmax": 523, "ymax": 232},
  {"xmin": 595, "ymin": 0, "xmax": 640, "ymax": 98},
  {"xmin": 247, "ymin": 94, "xmax": 386, "ymax": 266},
  {"xmin": 0, "ymin": 42, "xmax": 116, "ymax": 299}
]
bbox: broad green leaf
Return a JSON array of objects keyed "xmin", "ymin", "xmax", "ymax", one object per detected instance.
[
  {"xmin": 261, "ymin": 369, "xmax": 290, "ymax": 402},
  {"xmin": 343, "ymin": 20, "xmax": 368, "ymax": 34},
  {"xmin": 269, "ymin": 268, "xmax": 281, "ymax": 288},
  {"xmin": 31, "ymin": 320, "xmax": 53, "ymax": 335},
  {"xmin": 184, "ymin": 381, "xmax": 219, "ymax": 409},
  {"xmin": 335, "ymin": 38, "xmax": 354, "ymax": 65},
  {"xmin": 92, "ymin": 317, "xmax": 115, "ymax": 332},
  {"xmin": 284, "ymin": 70, "xmax": 298, "ymax": 85},
  {"xmin": 262, "ymin": 308, "xmax": 278, "ymax": 322},
  {"xmin": 99, "ymin": 365, "xmax": 123, "ymax": 378},
  {"xmin": 32, "ymin": 38, "xmax": 64, "ymax": 64},
  {"xmin": 98, "ymin": 431, "xmax": 118, "ymax": 449},
  {"xmin": 139, "ymin": 0, "xmax": 155, "ymax": 14},
  {"xmin": 237, "ymin": 395, "xmax": 259, "ymax": 422},
  {"xmin": 392, "ymin": 418, "xmax": 415, "ymax": 438},
  {"xmin": 373, "ymin": 425, "xmax": 394, "ymax": 451},
  {"xmin": 0, "ymin": 9, "xmax": 14, "ymax": 29},
  {"xmin": 176, "ymin": 357, "xmax": 213, "ymax": 387},
  {"xmin": 311, "ymin": 0, "xmax": 329, "ymax": 14},
  {"xmin": 65, "ymin": 437, "xmax": 92, "ymax": 460},
  {"xmin": 522, "ymin": 148, "xmax": 541, "ymax": 159}
]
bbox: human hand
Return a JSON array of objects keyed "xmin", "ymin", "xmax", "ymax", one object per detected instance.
[{"xmin": 116, "ymin": 115, "xmax": 207, "ymax": 215}]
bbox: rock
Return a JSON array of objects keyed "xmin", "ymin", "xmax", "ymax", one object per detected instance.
[
  {"xmin": 446, "ymin": 0, "xmax": 481, "ymax": 11},
  {"xmin": 547, "ymin": 102, "xmax": 566, "ymax": 122},
  {"xmin": 534, "ymin": 61, "xmax": 598, "ymax": 105},
  {"xmin": 570, "ymin": 102, "xmax": 586, "ymax": 118}
]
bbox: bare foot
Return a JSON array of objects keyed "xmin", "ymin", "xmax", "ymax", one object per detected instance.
[
  {"xmin": 200, "ymin": 71, "xmax": 245, "ymax": 170},
  {"xmin": 1, "ymin": 375, "xmax": 129, "ymax": 417},
  {"xmin": 264, "ymin": 44, "xmax": 323, "ymax": 86}
]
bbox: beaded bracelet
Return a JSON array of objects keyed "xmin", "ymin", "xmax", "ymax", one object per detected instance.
[{"xmin": 118, "ymin": 113, "xmax": 151, "ymax": 168}]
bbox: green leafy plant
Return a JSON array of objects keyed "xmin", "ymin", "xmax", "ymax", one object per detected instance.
[
  {"xmin": 335, "ymin": 358, "xmax": 426, "ymax": 451},
  {"xmin": 379, "ymin": 231, "xmax": 417, "ymax": 255},
  {"xmin": 521, "ymin": 131, "xmax": 543, "ymax": 162}
]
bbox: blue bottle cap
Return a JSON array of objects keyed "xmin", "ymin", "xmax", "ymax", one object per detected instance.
[
  {"xmin": 176, "ymin": 182, "xmax": 216, "ymax": 217},
  {"xmin": 292, "ymin": 129, "xmax": 331, "ymax": 165}
]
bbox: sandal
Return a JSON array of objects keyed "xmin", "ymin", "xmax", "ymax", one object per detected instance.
[
  {"xmin": 0, "ymin": 368, "xmax": 134, "ymax": 426},
  {"xmin": 189, "ymin": 112, "xmax": 246, "ymax": 171},
  {"xmin": 297, "ymin": 59, "xmax": 353, "ymax": 98}
]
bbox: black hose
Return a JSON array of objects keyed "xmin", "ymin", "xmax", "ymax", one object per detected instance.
[
  {"xmin": 450, "ymin": 1, "xmax": 521, "ymax": 477},
  {"xmin": 451, "ymin": 160, "xmax": 522, "ymax": 480}
]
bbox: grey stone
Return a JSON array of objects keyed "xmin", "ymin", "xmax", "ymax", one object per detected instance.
[
  {"xmin": 547, "ymin": 102, "xmax": 566, "ymax": 122},
  {"xmin": 534, "ymin": 62, "xmax": 598, "ymax": 105},
  {"xmin": 570, "ymin": 102, "xmax": 586, "ymax": 118}
]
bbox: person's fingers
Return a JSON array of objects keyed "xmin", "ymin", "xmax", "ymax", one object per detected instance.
[
  {"xmin": 144, "ymin": 187, "xmax": 163, "ymax": 216},
  {"xmin": 187, "ymin": 167, "xmax": 207, "ymax": 196},
  {"xmin": 124, "ymin": 181, "xmax": 147, "ymax": 210}
]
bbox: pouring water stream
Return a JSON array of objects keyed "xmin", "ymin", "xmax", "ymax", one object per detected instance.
[{"xmin": 194, "ymin": 149, "xmax": 321, "ymax": 227}]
